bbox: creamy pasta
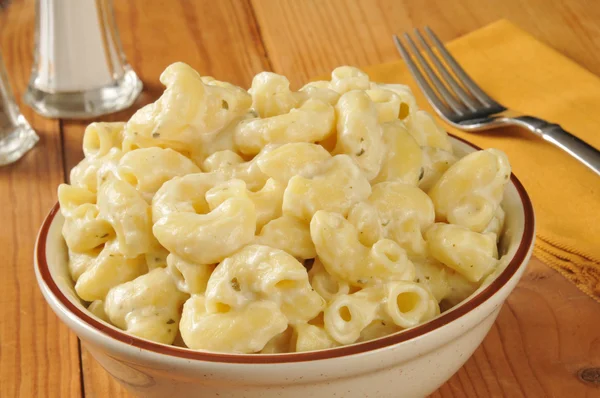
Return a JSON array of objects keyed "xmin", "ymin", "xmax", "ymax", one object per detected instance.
[{"xmin": 58, "ymin": 63, "xmax": 512, "ymax": 353}]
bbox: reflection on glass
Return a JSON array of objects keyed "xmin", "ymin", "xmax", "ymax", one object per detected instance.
[
  {"xmin": 24, "ymin": 0, "xmax": 143, "ymax": 119},
  {"xmin": 0, "ymin": 52, "xmax": 39, "ymax": 166}
]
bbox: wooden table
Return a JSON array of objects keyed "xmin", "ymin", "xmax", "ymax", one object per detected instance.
[{"xmin": 1, "ymin": 0, "xmax": 599, "ymax": 396}]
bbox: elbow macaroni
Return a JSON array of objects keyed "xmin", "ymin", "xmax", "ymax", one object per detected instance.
[
  {"xmin": 180, "ymin": 294, "xmax": 288, "ymax": 353},
  {"xmin": 97, "ymin": 177, "xmax": 154, "ymax": 258},
  {"xmin": 74, "ymin": 240, "xmax": 147, "ymax": 302},
  {"xmin": 105, "ymin": 268, "xmax": 189, "ymax": 344},
  {"xmin": 204, "ymin": 245, "xmax": 325, "ymax": 324},
  {"xmin": 426, "ymin": 223, "xmax": 499, "ymax": 282},
  {"xmin": 283, "ymin": 154, "xmax": 372, "ymax": 222},
  {"xmin": 257, "ymin": 142, "xmax": 331, "ymax": 184},
  {"xmin": 376, "ymin": 84, "xmax": 418, "ymax": 120},
  {"xmin": 405, "ymin": 110, "xmax": 453, "ymax": 152},
  {"xmin": 82, "ymin": 122, "xmax": 125, "ymax": 159},
  {"xmin": 123, "ymin": 62, "xmax": 251, "ymax": 155},
  {"xmin": 59, "ymin": 63, "xmax": 513, "ymax": 353},
  {"xmin": 256, "ymin": 215, "xmax": 316, "ymax": 259},
  {"xmin": 428, "ymin": 149, "xmax": 511, "ymax": 232},
  {"xmin": 419, "ymin": 146, "xmax": 458, "ymax": 192},
  {"xmin": 70, "ymin": 147, "xmax": 123, "ymax": 194},
  {"xmin": 372, "ymin": 120, "xmax": 423, "ymax": 185},
  {"xmin": 367, "ymin": 182, "xmax": 435, "ymax": 257},
  {"xmin": 249, "ymin": 72, "xmax": 299, "ymax": 118},
  {"xmin": 117, "ymin": 147, "xmax": 200, "ymax": 202},
  {"xmin": 308, "ymin": 258, "xmax": 351, "ymax": 302},
  {"xmin": 334, "ymin": 91, "xmax": 385, "ymax": 181},
  {"xmin": 330, "ymin": 66, "xmax": 370, "ymax": 94},
  {"xmin": 202, "ymin": 147, "xmax": 271, "ymax": 191},
  {"xmin": 235, "ymin": 99, "xmax": 335, "ymax": 156},
  {"xmin": 311, "ymin": 210, "xmax": 415, "ymax": 287}
]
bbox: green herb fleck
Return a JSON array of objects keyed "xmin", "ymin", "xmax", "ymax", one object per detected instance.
[
  {"xmin": 166, "ymin": 319, "xmax": 175, "ymax": 324},
  {"xmin": 230, "ymin": 278, "xmax": 240, "ymax": 291},
  {"xmin": 152, "ymin": 132, "xmax": 160, "ymax": 138},
  {"xmin": 356, "ymin": 148, "xmax": 365, "ymax": 156},
  {"xmin": 221, "ymin": 100, "xmax": 229, "ymax": 110},
  {"xmin": 418, "ymin": 167, "xmax": 425, "ymax": 181}
]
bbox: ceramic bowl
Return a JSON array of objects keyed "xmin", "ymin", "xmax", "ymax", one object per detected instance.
[{"xmin": 35, "ymin": 136, "xmax": 535, "ymax": 398}]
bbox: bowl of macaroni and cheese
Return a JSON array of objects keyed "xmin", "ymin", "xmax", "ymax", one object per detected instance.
[{"xmin": 35, "ymin": 64, "xmax": 535, "ymax": 398}]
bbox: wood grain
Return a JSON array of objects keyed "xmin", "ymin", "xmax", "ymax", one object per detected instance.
[
  {"xmin": 80, "ymin": 348, "xmax": 127, "ymax": 398},
  {"xmin": 431, "ymin": 258, "xmax": 600, "ymax": 398},
  {"xmin": 2, "ymin": 0, "xmax": 600, "ymax": 397},
  {"xmin": 251, "ymin": 0, "xmax": 600, "ymax": 88},
  {"xmin": 0, "ymin": 2, "xmax": 82, "ymax": 398}
]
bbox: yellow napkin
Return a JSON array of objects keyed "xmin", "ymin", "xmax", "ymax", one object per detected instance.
[{"xmin": 361, "ymin": 20, "xmax": 600, "ymax": 302}]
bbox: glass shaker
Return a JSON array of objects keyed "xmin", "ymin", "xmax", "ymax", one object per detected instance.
[
  {"xmin": 23, "ymin": 0, "xmax": 143, "ymax": 119},
  {"xmin": 0, "ymin": 52, "xmax": 39, "ymax": 166}
]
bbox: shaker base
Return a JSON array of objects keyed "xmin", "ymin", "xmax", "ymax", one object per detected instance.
[
  {"xmin": 0, "ymin": 115, "xmax": 39, "ymax": 166},
  {"xmin": 23, "ymin": 69, "xmax": 143, "ymax": 120}
]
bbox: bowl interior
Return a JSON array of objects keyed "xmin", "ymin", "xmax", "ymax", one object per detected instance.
[
  {"xmin": 37, "ymin": 135, "xmax": 535, "ymax": 362},
  {"xmin": 451, "ymin": 138, "xmax": 524, "ymax": 268}
]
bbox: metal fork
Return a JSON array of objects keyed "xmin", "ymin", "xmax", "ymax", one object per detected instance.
[{"xmin": 393, "ymin": 27, "xmax": 600, "ymax": 176}]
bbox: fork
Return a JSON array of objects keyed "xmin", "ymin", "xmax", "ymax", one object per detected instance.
[{"xmin": 393, "ymin": 27, "xmax": 600, "ymax": 176}]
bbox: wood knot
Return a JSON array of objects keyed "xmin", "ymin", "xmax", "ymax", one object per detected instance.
[{"xmin": 578, "ymin": 367, "xmax": 600, "ymax": 385}]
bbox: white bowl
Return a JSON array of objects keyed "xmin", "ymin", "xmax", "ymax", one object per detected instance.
[{"xmin": 35, "ymin": 136, "xmax": 535, "ymax": 398}]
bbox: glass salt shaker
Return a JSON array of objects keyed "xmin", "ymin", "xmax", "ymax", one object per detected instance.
[
  {"xmin": 0, "ymin": 52, "xmax": 39, "ymax": 166},
  {"xmin": 23, "ymin": 0, "xmax": 143, "ymax": 119}
]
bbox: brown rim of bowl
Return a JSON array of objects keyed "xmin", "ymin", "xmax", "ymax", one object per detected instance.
[{"xmin": 36, "ymin": 135, "xmax": 535, "ymax": 364}]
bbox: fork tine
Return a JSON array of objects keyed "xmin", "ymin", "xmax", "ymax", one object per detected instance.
[
  {"xmin": 413, "ymin": 29, "xmax": 479, "ymax": 112},
  {"xmin": 392, "ymin": 34, "xmax": 453, "ymax": 118},
  {"xmin": 424, "ymin": 26, "xmax": 500, "ymax": 108},
  {"xmin": 402, "ymin": 33, "xmax": 467, "ymax": 116}
]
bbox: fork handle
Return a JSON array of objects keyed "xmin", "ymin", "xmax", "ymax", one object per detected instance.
[{"xmin": 513, "ymin": 116, "xmax": 600, "ymax": 176}]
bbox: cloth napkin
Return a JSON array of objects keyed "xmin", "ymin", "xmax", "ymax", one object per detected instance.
[{"xmin": 361, "ymin": 20, "xmax": 600, "ymax": 302}]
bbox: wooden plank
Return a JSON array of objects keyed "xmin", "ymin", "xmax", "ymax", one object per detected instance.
[
  {"xmin": 0, "ymin": 2, "xmax": 82, "ymax": 398},
  {"xmin": 58, "ymin": 1, "xmax": 271, "ymax": 396},
  {"xmin": 250, "ymin": 0, "xmax": 600, "ymax": 88},
  {"xmin": 80, "ymin": 348, "xmax": 127, "ymax": 398},
  {"xmin": 432, "ymin": 258, "xmax": 600, "ymax": 397}
]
